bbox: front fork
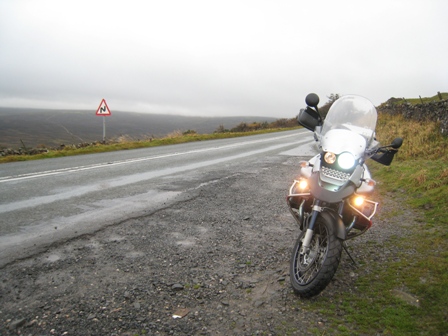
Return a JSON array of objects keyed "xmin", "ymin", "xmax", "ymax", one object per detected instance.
[{"xmin": 300, "ymin": 200, "xmax": 322, "ymax": 254}]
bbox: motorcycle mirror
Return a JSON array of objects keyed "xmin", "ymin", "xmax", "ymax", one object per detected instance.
[
  {"xmin": 305, "ymin": 93, "xmax": 320, "ymax": 108},
  {"xmin": 391, "ymin": 137, "xmax": 403, "ymax": 149}
]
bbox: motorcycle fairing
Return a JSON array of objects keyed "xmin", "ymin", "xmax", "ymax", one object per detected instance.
[{"xmin": 321, "ymin": 129, "xmax": 367, "ymax": 160}]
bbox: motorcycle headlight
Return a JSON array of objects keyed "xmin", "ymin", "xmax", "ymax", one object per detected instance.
[
  {"xmin": 338, "ymin": 152, "xmax": 356, "ymax": 169},
  {"xmin": 324, "ymin": 152, "xmax": 336, "ymax": 164}
]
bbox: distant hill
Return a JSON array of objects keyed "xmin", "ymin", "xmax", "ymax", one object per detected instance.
[{"xmin": 0, "ymin": 108, "xmax": 277, "ymax": 149}]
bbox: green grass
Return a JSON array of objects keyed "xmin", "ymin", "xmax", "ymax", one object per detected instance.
[{"xmin": 0, "ymin": 127, "xmax": 300, "ymax": 164}]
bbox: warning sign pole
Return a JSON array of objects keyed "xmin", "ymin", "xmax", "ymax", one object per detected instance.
[
  {"xmin": 96, "ymin": 99, "xmax": 111, "ymax": 142},
  {"xmin": 103, "ymin": 117, "xmax": 106, "ymax": 142}
]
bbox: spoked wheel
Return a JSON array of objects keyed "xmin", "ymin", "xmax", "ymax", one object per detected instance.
[{"xmin": 290, "ymin": 216, "xmax": 343, "ymax": 298}]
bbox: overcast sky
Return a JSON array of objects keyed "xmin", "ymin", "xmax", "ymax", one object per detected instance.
[{"xmin": 0, "ymin": 0, "xmax": 447, "ymax": 118}]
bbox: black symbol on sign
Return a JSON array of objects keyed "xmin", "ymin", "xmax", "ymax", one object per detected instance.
[{"xmin": 100, "ymin": 106, "xmax": 107, "ymax": 112}]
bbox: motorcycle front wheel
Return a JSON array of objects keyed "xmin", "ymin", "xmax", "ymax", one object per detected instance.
[{"xmin": 290, "ymin": 216, "xmax": 343, "ymax": 298}]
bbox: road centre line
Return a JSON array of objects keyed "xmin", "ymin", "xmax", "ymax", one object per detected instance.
[{"xmin": 0, "ymin": 133, "xmax": 311, "ymax": 183}]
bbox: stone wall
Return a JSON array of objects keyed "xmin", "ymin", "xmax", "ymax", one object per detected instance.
[
  {"xmin": 0, "ymin": 147, "xmax": 49, "ymax": 156},
  {"xmin": 0, "ymin": 141, "xmax": 105, "ymax": 157},
  {"xmin": 378, "ymin": 99, "xmax": 448, "ymax": 136}
]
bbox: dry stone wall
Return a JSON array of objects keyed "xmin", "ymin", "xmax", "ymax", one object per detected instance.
[
  {"xmin": 0, "ymin": 141, "xmax": 104, "ymax": 157},
  {"xmin": 378, "ymin": 99, "xmax": 448, "ymax": 136}
]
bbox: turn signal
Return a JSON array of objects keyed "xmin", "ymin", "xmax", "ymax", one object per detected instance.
[{"xmin": 365, "ymin": 178, "xmax": 376, "ymax": 187}]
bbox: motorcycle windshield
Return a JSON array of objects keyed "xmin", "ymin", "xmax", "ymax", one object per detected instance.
[{"xmin": 321, "ymin": 95, "xmax": 377, "ymax": 143}]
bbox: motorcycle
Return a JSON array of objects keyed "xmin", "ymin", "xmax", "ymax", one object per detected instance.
[{"xmin": 287, "ymin": 93, "xmax": 403, "ymax": 298}]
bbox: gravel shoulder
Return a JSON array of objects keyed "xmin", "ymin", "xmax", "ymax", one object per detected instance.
[{"xmin": 0, "ymin": 154, "xmax": 418, "ymax": 335}]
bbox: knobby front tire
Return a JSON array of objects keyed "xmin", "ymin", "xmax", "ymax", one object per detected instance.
[{"xmin": 290, "ymin": 216, "xmax": 343, "ymax": 298}]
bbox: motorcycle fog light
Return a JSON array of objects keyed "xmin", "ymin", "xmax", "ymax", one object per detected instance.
[
  {"xmin": 324, "ymin": 152, "xmax": 336, "ymax": 164},
  {"xmin": 338, "ymin": 152, "xmax": 355, "ymax": 169},
  {"xmin": 298, "ymin": 179, "xmax": 308, "ymax": 190},
  {"xmin": 353, "ymin": 196, "xmax": 364, "ymax": 207}
]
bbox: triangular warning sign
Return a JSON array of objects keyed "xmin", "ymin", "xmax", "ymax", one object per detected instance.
[{"xmin": 96, "ymin": 99, "xmax": 111, "ymax": 116}]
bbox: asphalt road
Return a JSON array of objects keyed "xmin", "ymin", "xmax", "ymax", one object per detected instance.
[{"xmin": 0, "ymin": 130, "xmax": 314, "ymax": 267}]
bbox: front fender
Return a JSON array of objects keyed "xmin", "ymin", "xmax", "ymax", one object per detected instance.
[{"xmin": 319, "ymin": 209, "xmax": 346, "ymax": 240}]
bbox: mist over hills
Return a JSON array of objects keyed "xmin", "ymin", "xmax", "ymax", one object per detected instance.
[{"xmin": 0, "ymin": 107, "xmax": 277, "ymax": 149}]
